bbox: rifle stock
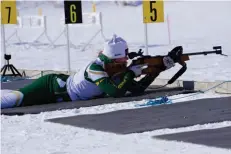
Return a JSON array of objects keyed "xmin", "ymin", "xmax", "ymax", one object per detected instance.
[
  {"xmin": 105, "ymin": 55, "xmax": 190, "ymax": 76},
  {"xmin": 132, "ymin": 55, "xmax": 190, "ymax": 66}
]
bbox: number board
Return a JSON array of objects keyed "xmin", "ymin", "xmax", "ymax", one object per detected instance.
[
  {"xmin": 143, "ymin": 0, "xmax": 164, "ymax": 23},
  {"xmin": 64, "ymin": 0, "xmax": 83, "ymax": 24},
  {"xmin": 1, "ymin": 0, "xmax": 17, "ymax": 24}
]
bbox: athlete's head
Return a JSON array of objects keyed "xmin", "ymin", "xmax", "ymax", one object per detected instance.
[{"xmin": 102, "ymin": 34, "xmax": 128, "ymax": 64}]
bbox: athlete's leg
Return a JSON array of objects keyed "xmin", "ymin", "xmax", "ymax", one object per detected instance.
[
  {"xmin": 1, "ymin": 90, "xmax": 24, "ymax": 109},
  {"xmin": 19, "ymin": 73, "xmax": 71, "ymax": 106},
  {"xmin": 19, "ymin": 74, "xmax": 58, "ymax": 106}
]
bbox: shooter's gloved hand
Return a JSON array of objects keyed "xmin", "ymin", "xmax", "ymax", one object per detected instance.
[
  {"xmin": 168, "ymin": 46, "xmax": 183, "ymax": 62},
  {"xmin": 163, "ymin": 46, "xmax": 183, "ymax": 70},
  {"xmin": 163, "ymin": 56, "xmax": 175, "ymax": 70},
  {"xmin": 129, "ymin": 64, "xmax": 146, "ymax": 77}
]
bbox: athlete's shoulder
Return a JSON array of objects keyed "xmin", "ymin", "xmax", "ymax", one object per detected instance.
[
  {"xmin": 89, "ymin": 62, "xmax": 104, "ymax": 72},
  {"xmin": 86, "ymin": 59, "xmax": 109, "ymax": 82}
]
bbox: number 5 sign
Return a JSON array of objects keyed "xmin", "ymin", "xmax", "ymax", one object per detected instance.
[
  {"xmin": 143, "ymin": 0, "xmax": 164, "ymax": 23},
  {"xmin": 1, "ymin": 0, "xmax": 17, "ymax": 24},
  {"xmin": 142, "ymin": 0, "xmax": 165, "ymax": 55}
]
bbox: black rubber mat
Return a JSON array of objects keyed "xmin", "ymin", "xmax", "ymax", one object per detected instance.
[
  {"xmin": 1, "ymin": 79, "xmax": 190, "ymax": 115},
  {"xmin": 47, "ymin": 97, "xmax": 231, "ymax": 134},
  {"xmin": 1, "ymin": 79, "xmax": 35, "ymax": 90},
  {"xmin": 154, "ymin": 126, "xmax": 231, "ymax": 149}
]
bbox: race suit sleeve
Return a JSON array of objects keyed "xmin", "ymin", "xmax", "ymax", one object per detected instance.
[{"xmin": 86, "ymin": 63, "xmax": 136, "ymax": 97}]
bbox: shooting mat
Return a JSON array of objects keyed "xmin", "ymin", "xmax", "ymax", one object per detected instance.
[
  {"xmin": 1, "ymin": 79, "xmax": 193, "ymax": 115},
  {"xmin": 155, "ymin": 126, "xmax": 231, "ymax": 149},
  {"xmin": 47, "ymin": 97, "xmax": 231, "ymax": 135}
]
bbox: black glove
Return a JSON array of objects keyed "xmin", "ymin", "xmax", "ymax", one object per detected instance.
[{"xmin": 168, "ymin": 46, "xmax": 183, "ymax": 62}]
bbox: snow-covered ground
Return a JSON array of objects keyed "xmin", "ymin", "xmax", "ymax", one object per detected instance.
[
  {"xmin": 1, "ymin": 92, "xmax": 231, "ymax": 154},
  {"xmin": 1, "ymin": 1, "xmax": 231, "ymax": 154}
]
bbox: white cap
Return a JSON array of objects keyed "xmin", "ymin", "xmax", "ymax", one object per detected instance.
[{"xmin": 102, "ymin": 34, "xmax": 128, "ymax": 59}]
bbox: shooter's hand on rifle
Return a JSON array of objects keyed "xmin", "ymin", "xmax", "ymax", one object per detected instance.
[
  {"xmin": 129, "ymin": 64, "xmax": 147, "ymax": 77},
  {"xmin": 167, "ymin": 46, "xmax": 183, "ymax": 62},
  {"xmin": 163, "ymin": 56, "xmax": 175, "ymax": 69},
  {"xmin": 162, "ymin": 45, "xmax": 185, "ymax": 70},
  {"xmin": 162, "ymin": 46, "xmax": 183, "ymax": 70}
]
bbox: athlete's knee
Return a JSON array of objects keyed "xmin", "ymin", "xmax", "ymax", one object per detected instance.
[{"xmin": 1, "ymin": 90, "xmax": 24, "ymax": 109}]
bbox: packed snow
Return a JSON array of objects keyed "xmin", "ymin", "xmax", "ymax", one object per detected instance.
[
  {"xmin": 1, "ymin": 1, "xmax": 231, "ymax": 154},
  {"xmin": 1, "ymin": 92, "xmax": 231, "ymax": 154}
]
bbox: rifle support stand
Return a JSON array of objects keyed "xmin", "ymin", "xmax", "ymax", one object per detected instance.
[{"xmin": 1, "ymin": 54, "xmax": 22, "ymax": 77}]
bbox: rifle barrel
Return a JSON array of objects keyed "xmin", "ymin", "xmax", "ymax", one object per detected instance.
[{"xmin": 183, "ymin": 50, "xmax": 221, "ymax": 56}]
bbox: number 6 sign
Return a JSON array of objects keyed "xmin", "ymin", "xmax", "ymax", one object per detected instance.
[
  {"xmin": 64, "ymin": 0, "xmax": 83, "ymax": 24},
  {"xmin": 143, "ymin": 0, "xmax": 164, "ymax": 23},
  {"xmin": 1, "ymin": 0, "xmax": 17, "ymax": 24}
]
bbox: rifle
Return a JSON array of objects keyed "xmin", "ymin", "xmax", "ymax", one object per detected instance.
[{"xmin": 105, "ymin": 46, "xmax": 227, "ymax": 84}]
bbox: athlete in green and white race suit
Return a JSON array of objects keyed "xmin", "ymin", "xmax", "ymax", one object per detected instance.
[{"xmin": 1, "ymin": 35, "xmax": 175, "ymax": 108}]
